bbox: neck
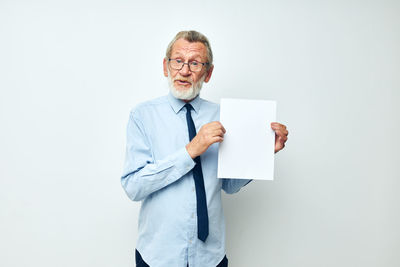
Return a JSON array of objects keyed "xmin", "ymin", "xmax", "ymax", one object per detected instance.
[{"xmin": 183, "ymin": 97, "xmax": 196, "ymax": 103}]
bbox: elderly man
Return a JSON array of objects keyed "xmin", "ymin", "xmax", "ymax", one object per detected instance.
[{"xmin": 121, "ymin": 30, "xmax": 288, "ymax": 267}]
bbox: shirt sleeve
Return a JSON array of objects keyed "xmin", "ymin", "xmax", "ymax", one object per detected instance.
[
  {"xmin": 121, "ymin": 110, "xmax": 196, "ymax": 202},
  {"xmin": 221, "ymin": 178, "xmax": 253, "ymax": 194}
]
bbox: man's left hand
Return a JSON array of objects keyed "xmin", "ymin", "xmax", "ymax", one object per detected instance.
[{"xmin": 271, "ymin": 122, "xmax": 288, "ymax": 153}]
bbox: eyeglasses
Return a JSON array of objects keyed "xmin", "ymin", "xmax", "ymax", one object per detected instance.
[{"xmin": 168, "ymin": 58, "xmax": 209, "ymax": 72}]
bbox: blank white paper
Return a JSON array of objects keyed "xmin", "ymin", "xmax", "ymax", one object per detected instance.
[{"xmin": 217, "ymin": 98, "xmax": 276, "ymax": 180}]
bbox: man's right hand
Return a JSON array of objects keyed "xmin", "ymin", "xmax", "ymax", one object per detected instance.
[{"xmin": 185, "ymin": 121, "xmax": 226, "ymax": 159}]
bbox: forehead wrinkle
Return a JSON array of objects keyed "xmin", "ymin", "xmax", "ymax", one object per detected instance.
[
  {"xmin": 172, "ymin": 51, "xmax": 203, "ymax": 61},
  {"xmin": 171, "ymin": 41, "xmax": 207, "ymax": 61}
]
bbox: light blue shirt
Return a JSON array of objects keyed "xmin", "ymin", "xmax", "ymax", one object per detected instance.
[{"xmin": 121, "ymin": 93, "xmax": 252, "ymax": 267}]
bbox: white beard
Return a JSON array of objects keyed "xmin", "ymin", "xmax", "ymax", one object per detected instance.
[{"xmin": 167, "ymin": 69, "xmax": 206, "ymax": 100}]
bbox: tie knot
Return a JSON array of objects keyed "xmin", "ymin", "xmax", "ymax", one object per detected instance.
[{"xmin": 184, "ymin": 103, "xmax": 193, "ymax": 111}]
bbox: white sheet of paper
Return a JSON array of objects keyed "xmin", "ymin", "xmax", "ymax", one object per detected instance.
[{"xmin": 217, "ymin": 98, "xmax": 276, "ymax": 180}]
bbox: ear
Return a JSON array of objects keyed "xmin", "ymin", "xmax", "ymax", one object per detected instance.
[
  {"xmin": 163, "ymin": 58, "xmax": 168, "ymax": 77},
  {"xmin": 204, "ymin": 64, "xmax": 214, "ymax": 83}
]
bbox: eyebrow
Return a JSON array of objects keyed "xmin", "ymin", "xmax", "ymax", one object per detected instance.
[{"xmin": 171, "ymin": 52, "xmax": 203, "ymax": 61}]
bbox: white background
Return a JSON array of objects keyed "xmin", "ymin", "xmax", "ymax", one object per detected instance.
[{"xmin": 0, "ymin": 0, "xmax": 399, "ymax": 266}]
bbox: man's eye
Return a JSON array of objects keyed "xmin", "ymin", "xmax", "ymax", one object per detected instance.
[
  {"xmin": 190, "ymin": 61, "xmax": 199, "ymax": 66},
  {"xmin": 175, "ymin": 59, "xmax": 183, "ymax": 63}
]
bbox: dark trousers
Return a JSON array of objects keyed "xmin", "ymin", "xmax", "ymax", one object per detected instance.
[{"xmin": 136, "ymin": 249, "xmax": 228, "ymax": 267}]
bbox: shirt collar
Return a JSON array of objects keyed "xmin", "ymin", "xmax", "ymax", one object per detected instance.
[{"xmin": 168, "ymin": 92, "xmax": 202, "ymax": 114}]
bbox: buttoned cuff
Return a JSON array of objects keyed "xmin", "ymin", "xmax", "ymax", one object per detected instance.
[{"xmin": 174, "ymin": 146, "xmax": 196, "ymax": 175}]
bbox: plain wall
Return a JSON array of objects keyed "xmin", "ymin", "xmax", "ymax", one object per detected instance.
[{"xmin": 0, "ymin": 0, "xmax": 399, "ymax": 266}]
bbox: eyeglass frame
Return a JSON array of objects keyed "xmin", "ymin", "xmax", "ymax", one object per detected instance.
[{"xmin": 167, "ymin": 58, "xmax": 210, "ymax": 72}]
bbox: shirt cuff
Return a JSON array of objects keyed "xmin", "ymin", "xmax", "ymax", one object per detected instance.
[{"xmin": 173, "ymin": 146, "xmax": 196, "ymax": 176}]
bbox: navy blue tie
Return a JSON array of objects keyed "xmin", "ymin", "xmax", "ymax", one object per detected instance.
[{"xmin": 184, "ymin": 103, "xmax": 209, "ymax": 242}]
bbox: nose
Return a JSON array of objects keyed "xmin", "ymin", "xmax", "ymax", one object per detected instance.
[{"xmin": 179, "ymin": 63, "xmax": 191, "ymax": 76}]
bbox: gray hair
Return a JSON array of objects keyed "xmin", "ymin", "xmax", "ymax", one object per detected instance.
[{"xmin": 165, "ymin": 30, "xmax": 213, "ymax": 67}]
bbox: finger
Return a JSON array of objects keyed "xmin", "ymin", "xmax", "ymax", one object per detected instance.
[
  {"xmin": 277, "ymin": 134, "xmax": 288, "ymax": 143},
  {"xmin": 208, "ymin": 122, "xmax": 224, "ymax": 130},
  {"xmin": 274, "ymin": 130, "xmax": 287, "ymax": 138},
  {"xmin": 203, "ymin": 125, "xmax": 221, "ymax": 135},
  {"xmin": 273, "ymin": 125, "xmax": 289, "ymax": 137},
  {"xmin": 214, "ymin": 121, "xmax": 226, "ymax": 133},
  {"xmin": 271, "ymin": 124, "xmax": 281, "ymax": 131},
  {"xmin": 271, "ymin": 125, "xmax": 286, "ymax": 132},
  {"xmin": 279, "ymin": 129, "xmax": 289, "ymax": 137},
  {"xmin": 211, "ymin": 121, "xmax": 223, "ymax": 127},
  {"xmin": 214, "ymin": 129, "xmax": 225, "ymax": 138},
  {"xmin": 271, "ymin": 122, "xmax": 287, "ymax": 130},
  {"xmin": 211, "ymin": 136, "xmax": 224, "ymax": 144},
  {"xmin": 209, "ymin": 123, "xmax": 226, "ymax": 134},
  {"xmin": 276, "ymin": 136, "xmax": 286, "ymax": 146},
  {"xmin": 221, "ymin": 124, "xmax": 226, "ymax": 133}
]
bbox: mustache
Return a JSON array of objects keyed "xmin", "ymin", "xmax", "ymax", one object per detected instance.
[{"xmin": 173, "ymin": 76, "xmax": 193, "ymax": 83}]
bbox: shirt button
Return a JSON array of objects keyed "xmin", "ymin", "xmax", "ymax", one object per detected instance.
[
  {"xmin": 191, "ymin": 213, "xmax": 195, "ymax": 218},
  {"xmin": 192, "ymin": 187, "xmax": 195, "ymax": 192},
  {"xmin": 189, "ymin": 239, "xmax": 192, "ymax": 244}
]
